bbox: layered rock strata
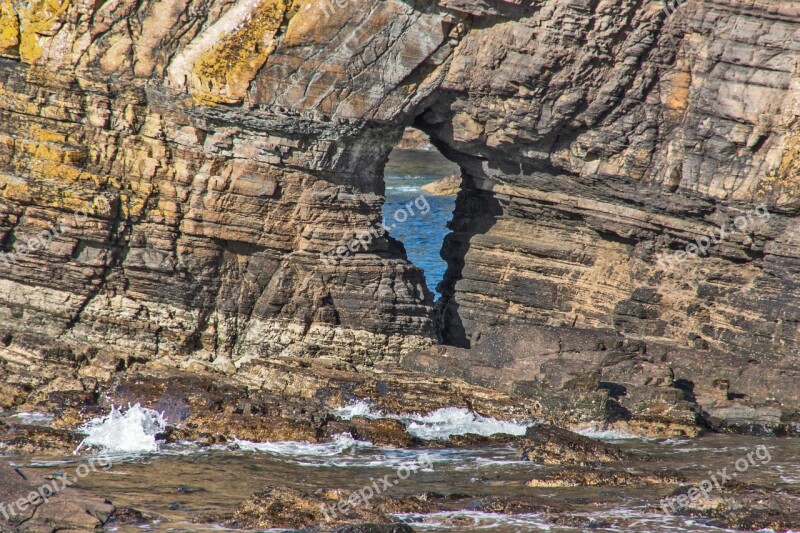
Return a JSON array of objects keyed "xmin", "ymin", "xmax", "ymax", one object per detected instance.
[
  {"xmin": 0, "ymin": 0, "xmax": 797, "ymax": 380},
  {"xmin": 403, "ymin": 325, "xmax": 800, "ymax": 435}
]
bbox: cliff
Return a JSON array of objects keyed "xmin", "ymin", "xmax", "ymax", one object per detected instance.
[{"xmin": 0, "ymin": 0, "xmax": 798, "ymax": 386}]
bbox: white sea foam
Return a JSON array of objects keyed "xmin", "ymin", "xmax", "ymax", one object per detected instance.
[
  {"xmin": 660, "ymin": 438, "xmax": 692, "ymax": 446},
  {"xmin": 232, "ymin": 433, "xmax": 365, "ymax": 458},
  {"xmin": 332, "ymin": 400, "xmax": 530, "ymax": 440},
  {"xmin": 398, "ymin": 509, "xmax": 738, "ymax": 531},
  {"xmin": 404, "ymin": 407, "xmax": 528, "ymax": 440},
  {"xmin": 9, "ymin": 412, "xmax": 54, "ymax": 426},
  {"xmin": 395, "ymin": 511, "xmax": 552, "ymax": 530},
  {"xmin": 385, "ymin": 185, "xmax": 422, "ymax": 192},
  {"xmin": 331, "ymin": 400, "xmax": 378, "ymax": 419},
  {"xmin": 76, "ymin": 404, "xmax": 166, "ymax": 454},
  {"xmin": 232, "ymin": 434, "xmax": 447, "ymax": 468}
]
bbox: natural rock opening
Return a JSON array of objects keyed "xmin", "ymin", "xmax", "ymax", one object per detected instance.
[{"xmin": 382, "ymin": 127, "xmax": 459, "ymax": 299}]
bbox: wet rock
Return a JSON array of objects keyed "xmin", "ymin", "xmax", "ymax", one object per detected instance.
[
  {"xmin": 334, "ymin": 525, "xmax": 414, "ymax": 533},
  {"xmin": 96, "ymin": 369, "xmax": 332, "ymax": 444},
  {"xmin": 206, "ymin": 486, "xmax": 421, "ymax": 530},
  {"xmin": 445, "ymin": 433, "xmax": 522, "ymax": 448},
  {"xmin": 5, "ymin": 361, "xmax": 537, "ymax": 453},
  {"xmin": 527, "ymin": 467, "xmax": 684, "ymax": 488},
  {"xmin": 403, "ymin": 324, "xmax": 800, "ymax": 437},
  {"xmin": 212, "ymin": 486, "xmax": 579, "ymax": 531},
  {"xmin": 464, "ymin": 495, "xmax": 567, "ymax": 514},
  {"xmin": 324, "ymin": 417, "xmax": 423, "ymax": 448},
  {"xmin": 516, "ymin": 425, "xmax": 629, "ymax": 466},
  {"xmin": 232, "ymin": 357, "xmax": 538, "ymax": 425},
  {"xmin": 664, "ymin": 482, "xmax": 800, "ymax": 532},
  {"xmin": 103, "ymin": 507, "xmax": 160, "ymax": 528},
  {"xmin": 0, "ymin": 422, "xmax": 80, "ymax": 455},
  {"xmin": 0, "ymin": 462, "xmax": 115, "ymax": 531}
]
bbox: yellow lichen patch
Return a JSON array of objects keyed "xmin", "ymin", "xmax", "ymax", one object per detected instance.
[
  {"xmin": 0, "ymin": 0, "xmax": 19, "ymax": 59},
  {"xmin": 17, "ymin": 139, "xmax": 85, "ymax": 166},
  {"xmin": 758, "ymin": 134, "xmax": 800, "ymax": 202},
  {"xmin": 34, "ymin": 161, "xmax": 104, "ymax": 187},
  {"xmin": 17, "ymin": 0, "xmax": 71, "ymax": 64},
  {"xmin": 191, "ymin": 0, "xmax": 289, "ymax": 104},
  {"xmin": 777, "ymin": 134, "xmax": 800, "ymax": 184},
  {"xmin": 0, "ymin": 173, "xmax": 31, "ymax": 203},
  {"xmin": 29, "ymin": 125, "xmax": 67, "ymax": 144}
]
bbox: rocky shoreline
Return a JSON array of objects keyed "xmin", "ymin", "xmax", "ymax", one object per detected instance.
[
  {"xmin": 2, "ymin": 335, "xmax": 800, "ymax": 531},
  {"xmin": 0, "ymin": 0, "xmax": 799, "ymax": 529}
]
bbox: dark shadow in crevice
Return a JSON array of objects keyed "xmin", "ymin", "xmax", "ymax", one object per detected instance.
[{"xmin": 434, "ymin": 175, "xmax": 503, "ymax": 347}]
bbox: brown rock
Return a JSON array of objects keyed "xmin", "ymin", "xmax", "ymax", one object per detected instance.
[
  {"xmin": 206, "ymin": 486, "xmax": 423, "ymax": 530},
  {"xmin": 0, "ymin": 422, "xmax": 80, "ymax": 455},
  {"xmin": 421, "ymin": 175, "xmax": 461, "ymax": 196},
  {"xmin": 517, "ymin": 425, "xmax": 630, "ymax": 465},
  {"xmin": 210, "ymin": 486, "xmax": 576, "ymax": 531},
  {"xmin": 0, "ymin": 0, "xmax": 797, "ymax": 442},
  {"xmin": 0, "ymin": 462, "xmax": 115, "ymax": 531},
  {"xmin": 527, "ymin": 467, "xmax": 684, "ymax": 488},
  {"xmin": 324, "ymin": 417, "xmax": 423, "ymax": 448},
  {"xmin": 663, "ymin": 483, "xmax": 800, "ymax": 532}
]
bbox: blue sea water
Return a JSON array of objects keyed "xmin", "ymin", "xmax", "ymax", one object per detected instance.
[{"xmin": 383, "ymin": 149, "xmax": 459, "ymax": 297}]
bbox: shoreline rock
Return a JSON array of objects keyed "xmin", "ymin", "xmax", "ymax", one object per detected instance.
[
  {"xmin": 0, "ymin": 462, "xmax": 115, "ymax": 531},
  {"xmin": 420, "ymin": 175, "xmax": 461, "ymax": 196},
  {"xmin": 402, "ymin": 325, "xmax": 800, "ymax": 437}
]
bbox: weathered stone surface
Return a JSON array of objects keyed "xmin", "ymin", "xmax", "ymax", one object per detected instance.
[
  {"xmin": 403, "ymin": 325, "xmax": 800, "ymax": 436},
  {"xmin": 395, "ymin": 128, "xmax": 433, "ymax": 151},
  {"xmin": 0, "ymin": 462, "xmax": 115, "ymax": 531},
  {"xmin": 0, "ymin": 356, "xmax": 541, "ymax": 452},
  {"xmin": 664, "ymin": 482, "xmax": 800, "ymax": 532},
  {"xmin": 208, "ymin": 486, "xmax": 574, "ymax": 531},
  {"xmin": 205, "ymin": 486, "xmax": 422, "ymax": 531},
  {"xmin": 516, "ymin": 425, "xmax": 629, "ymax": 466},
  {"xmin": 0, "ymin": 421, "xmax": 80, "ymax": 455},
  {"xmin": 433, "ymin": 1, "xmax": 800, "ymax": 367},
  {"xmin": 527, "ymin": 467, "xmax": 684, "ymax": 488},
  {"xmin": 0, "ymin": 0, "xmax": 797, "ymax": 419},
  {"xmin": 323, "ymin": 417, "xmax": 423, "ymax": 448}
]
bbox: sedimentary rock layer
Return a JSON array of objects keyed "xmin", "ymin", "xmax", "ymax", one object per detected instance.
[
  {"xmin": 0, "ymin": 0, "xmax": 797, "ymax": 373},
  {"xmin": 431, "ymin": 0, "xmax": 800, "ymax": 366}
]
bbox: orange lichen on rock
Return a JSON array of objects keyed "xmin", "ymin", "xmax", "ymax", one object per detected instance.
[
  {"xmin": 191, "ymin": 0, "xmax": 289, "ymax": 104},
  {"xmin": 18, "ymin": 0, "xmax": 71, "ymax": 64},
  {"xmin": 0, "ymin": 0, "xmax": 19, "ymax": 58},
  {"xmin": 758, "ymin": 134, "xmax": 800, "ymax": 203}
]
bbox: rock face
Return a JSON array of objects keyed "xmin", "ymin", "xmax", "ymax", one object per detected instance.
[
  {"xmin": 0, "ymin": 462, "xmax": 115, "ymax": 531},
  {"xmin": 0, "ymin": 0, "xmax": 798, "ymax": 385},
  {"xmin": 403, "ymin": 325, "xmax": 800, "ymax": 435},
  {"xmin": 432, "ymin": 0, "xmax": 800, "ymax": 363}
]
